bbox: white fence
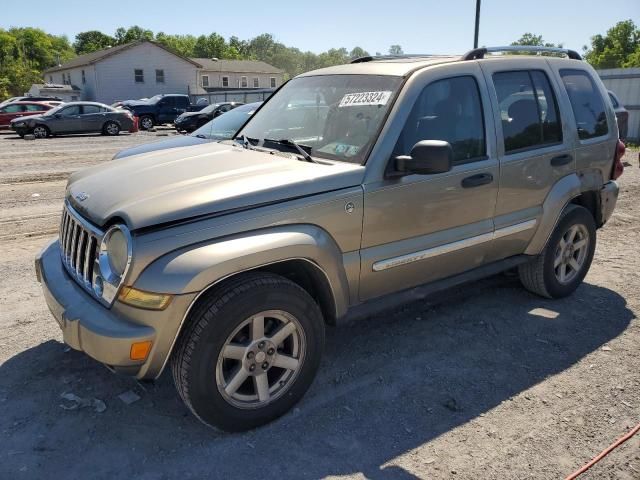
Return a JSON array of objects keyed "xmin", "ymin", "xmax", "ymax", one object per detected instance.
[
  {"xmin": 597, "ymin": 67, "xmax": 640, "ymax": 141},
  {"xmin": 190, "ymin": 88, "xmax": 275, "ymax": 106}
]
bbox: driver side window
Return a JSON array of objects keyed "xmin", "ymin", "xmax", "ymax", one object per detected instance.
[
  {"xmin": 59, "ymin": 106, "xmax": 81, "ymax": 116},
  {"xmin": 394, "ymin": 76, "xmax": 487, "ymax": 164}
]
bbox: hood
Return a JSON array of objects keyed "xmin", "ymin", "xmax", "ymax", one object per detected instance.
[
  {"xmin": 67, "ymin": 142, "xmax": 365, "ymax": 230},
  {"xmin": 113, "ymin": 135, "xmax": 208, "ymax": 160}
]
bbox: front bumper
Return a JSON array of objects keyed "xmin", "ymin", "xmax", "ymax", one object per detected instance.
[
  {"xmin": 36, "ymin": 239, "xmax": 155, "ymax": 375},
  {"xmin": 600, "ymin": 180, "xmax": 619, "ymax": 226}
]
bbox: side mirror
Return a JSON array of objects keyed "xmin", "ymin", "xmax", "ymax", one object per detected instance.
[{"xmin": 394, "ymin": 140, "xmax": 453, "ymax": 175}]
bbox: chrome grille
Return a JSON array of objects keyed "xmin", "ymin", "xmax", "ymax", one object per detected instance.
[{"xmin": 59, "ymin": 203, "xmax": 102, "ymax": 294}]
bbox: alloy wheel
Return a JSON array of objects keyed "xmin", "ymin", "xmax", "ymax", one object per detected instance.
[
  {"xmin": 33, "ymin": 126, "xmax": 47, "ymax": 138},
  {"xmin": 215, "ymin": 310, "xmax": 306, "ymax": 409},
  {"xmin": 554, "ymin": 224, "xmax": 589, "ymax": 284}
]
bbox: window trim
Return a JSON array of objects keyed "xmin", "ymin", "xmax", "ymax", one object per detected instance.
[
  {"xmin": 241, "ymin": 76, "xmax": 248, "ymax": 88},
  {"xmin": 222, "ymin": 76, "xmax": 229, "ymax": 88},
  {"xmin": 559, "ymin": 68, "xmax": 610, "ymax": 142},
  {"xmin": 492, "ymin": 69, "xmax": 564, "ymax": 156},
  {"xmin": 134, "ymin": 68, "xmax": 144, "ymax": 84},
  {"xmin": 270, "ymin": 77, "xmax": 277, "ymax": 88},
  {"xmin": 155, "ymin": 69, "xmax": 165, "ymax": 84},
  {"xmin": 390, "ymin": 74, "xmax": 489, "ymax": 169},
  {"xmin": 253, "ymin": 77, "xmax": 259, "ymax": 88},
  {"xmin": 202, "ymin": 75, "xmax": 209, "ymax": 88}
]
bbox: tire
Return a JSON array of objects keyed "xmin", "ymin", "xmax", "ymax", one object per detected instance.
[
  {"xmin": 519, "ymin": 205, "xmax": 596, "ymax": 298},
  {"xmin": 171, "ymin": 272, "xmax": 325, "ymax": 432},
  {"xmin": 139, "ymin": 115, "xmax": 154, "ymax": 130},
  {"xmin": 32, "ymin": 125, "xmax": 50, "ymax": 139},
  {"xmin": 103, "ymin": 121, "xmax": 120, "ymax": 136}
]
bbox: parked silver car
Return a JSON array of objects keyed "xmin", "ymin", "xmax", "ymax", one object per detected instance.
[
  {"xmin": 36, "ymin": 46, "xmax": 624, "ymax": 431},
  {"xmin": 11, "ymin": 101, "xmax": 135, "ymax": 138}
]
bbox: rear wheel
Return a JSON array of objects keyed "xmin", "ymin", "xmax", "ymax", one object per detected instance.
[
  {"xmin": 171, "ymin": 272, "xmax": 325, "ymax": 432},
  {"xmin": 139, "ymin": 115, "xmax": 154, "ymax": 130},
  {"xmin": 32, "ymin": 125, "xmax": 50, "ymax": 138},
  {"xmin": 519, "ymin": 205, "xmax": 596, "ymax": 298},
  {"xmin": 103, "ymin": 121, "xmax": 120, "ymax": 136}
]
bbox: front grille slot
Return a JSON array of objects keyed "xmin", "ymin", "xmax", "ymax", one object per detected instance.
[{"xmin": 59, "ymin": 205, "xmax": 101, "ymax": 292}]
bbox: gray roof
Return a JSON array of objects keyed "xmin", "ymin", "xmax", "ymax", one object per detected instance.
[
  {"xmin": 44, "ymin": 41, "xmax": 202, "ymax": 73},
  {"xmin": 32, "ymin": 84, "xmax": 81, "ymax": 93},
  {"xmin": 193, "ymin": 58, "xmax": 283, "ymax": 74}
]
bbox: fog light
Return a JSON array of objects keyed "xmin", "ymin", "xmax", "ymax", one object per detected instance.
[
  {"xmin": 118, "ymin": 286, "xmax": 173, "ymax": 310},
  {"xmin": 130, "ymin": 341, "xmax": 152, "ymax": 361}
]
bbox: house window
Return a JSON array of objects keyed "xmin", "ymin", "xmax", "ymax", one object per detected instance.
[
  {"xmin": 270, "ymin": 77, "xmax": 276, "ymax": 88},
  {"xmin": 49, "ymin": 75, "xmax": 53, "ymax": 83},
  {"xmin": 156, "ymin": 69, "xmax": 165, "ymax": 84},
  {"xmin": 202, "ymin": 75, "xmax": 209, "ymax": 88},
  {"xmin": 81, "ymin": 70, "xmax": 86, "ymax": 84},
  {"xmin": 134, "ymin": 69, "xmax": 144, "ymax": 83},
  {"xmin": 241, "ymin": 76, "xmax": 248, "ymax": 88},
  {"xmin": 253, "ymin": 77, "xmax": 259, "ymax": 88},
  {"xmin": 222, "ymin": 76, "xmax": 229, "ymax": 88}
]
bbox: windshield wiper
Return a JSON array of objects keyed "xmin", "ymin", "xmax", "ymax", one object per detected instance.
[
  {"xmin": 263, "ymin": 138, "xmax": 319, "ymax": 163},
  {"xmin": 234, "ymin": 134, "xmax": 259, "ymax": 149}
]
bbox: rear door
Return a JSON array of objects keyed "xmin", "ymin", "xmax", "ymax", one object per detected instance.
[
  {"xmin": 359, "ymin": 62, "xmax": 499, "ymax": 301},
  {"xmin": 479, "ymin": 59, "xmax": 574, "ymax": 261},
  {"xmin": 79, "ymin": 104, "xmax": 105, "ymax": 132}
]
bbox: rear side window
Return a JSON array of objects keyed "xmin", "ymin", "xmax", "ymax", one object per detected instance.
[
  {"xmin": 393, "ymin": 75, "xmax": 486, "ymax": 164},
  {"xmin": 560, "ymin": 69, "xmax": 608, "ymax": 140},
  {"xmin": 493, "ymin": 70, "xmax": 562, "ymax": 153},
  {"xmin": 82, "ymin": 105, "xmax": 101, "ymax": 114}
]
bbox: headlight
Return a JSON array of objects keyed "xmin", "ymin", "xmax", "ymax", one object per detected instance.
[
  {"xmin": 13, "ymin": 122, "xmax": 25, "ymax": 127},
  {"xmin": 99, "ymin": 224, "xmax": 132, "ymax": 283}
]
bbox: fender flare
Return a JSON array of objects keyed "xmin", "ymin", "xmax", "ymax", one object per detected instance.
[
  {"xmin": 524, "ymin": 172, "xmax": 596, "ymax": 255},
  {"xmin": 133, "ymin": 224, "xmax": 351, "ymax": 319}
]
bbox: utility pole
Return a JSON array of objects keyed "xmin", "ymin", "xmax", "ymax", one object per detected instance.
[{"xmin": 474, "ymin": 0, "xmax": 482, "ymax": 48}]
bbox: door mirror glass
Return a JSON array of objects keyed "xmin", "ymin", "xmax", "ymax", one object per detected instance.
[{"xmin": 394, "ymin": 140, "xmax": 453, "ymax": 175}]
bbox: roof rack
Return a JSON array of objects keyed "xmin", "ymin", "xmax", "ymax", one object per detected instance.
[
  {"xmin": 350, "ymin": 54, "xmax": 454, "ymax": 64},
  {"xmin": 462, "ymin": 46, "xmax": 582, "ymax": 61}
]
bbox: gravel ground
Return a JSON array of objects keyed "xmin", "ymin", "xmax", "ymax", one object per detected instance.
[{"xmin": 0, "ymin": 129, "xmax": 638, "ymax": 480}]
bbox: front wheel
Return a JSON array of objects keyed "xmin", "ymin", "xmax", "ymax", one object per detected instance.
[
  {"xmin": 32, "ymin": 125, "xmax": 50, "ymax": 139},
  {"xmin": 171, "ymin": 272, "xmax": 325, "ymax": 432},
  {"xmin": 519, "ymin": 205, "xmax": 596, "ymax": 298}
]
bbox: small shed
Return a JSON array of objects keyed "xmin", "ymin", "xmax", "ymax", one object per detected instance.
[{"xmin": 28, "ymin": 84, "xmax": 82, "ymax": 102}]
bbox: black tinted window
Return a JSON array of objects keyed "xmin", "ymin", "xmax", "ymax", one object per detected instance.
[
  {"xmin": 494, "ymin": 70, "xmax": 562, "ymax": 153},
  {"xmin": 394, "ymin": 76, "xmax": 486, "ymax": 163},
  {"xmin": 560, "ymin": 69, "xmax": 608, "ymax": 140}
]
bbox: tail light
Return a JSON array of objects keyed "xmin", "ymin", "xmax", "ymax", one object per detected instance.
[{"xmin": 611, "ymin": 139, "xmax": 625, "ymax": 180}]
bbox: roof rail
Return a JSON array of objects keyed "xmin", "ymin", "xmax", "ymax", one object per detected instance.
[
  {"xmin": 350, "ymin": 54, "xmax": 453, "ymax": 64},
  {"xmin": 461, "ymin": 46, "xmax": 582, "ymax": 61}
]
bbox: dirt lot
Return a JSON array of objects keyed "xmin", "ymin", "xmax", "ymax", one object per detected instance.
[{"xmin": 0, "ymin": 129, "xmax": 638, "ymax": 480}]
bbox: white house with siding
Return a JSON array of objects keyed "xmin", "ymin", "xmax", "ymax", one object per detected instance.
[
  {"xmin": 42, "ymin": 41, "xmax": 283, "ymax": 105},
  {"xmin": 192, "ymin": 58, "xmax": 284, "ymax": 93}
]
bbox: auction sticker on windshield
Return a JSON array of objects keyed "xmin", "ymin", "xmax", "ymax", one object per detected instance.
[{"xmin": 339, "ymin": 91, "xmax": 392, "ymax": 107}]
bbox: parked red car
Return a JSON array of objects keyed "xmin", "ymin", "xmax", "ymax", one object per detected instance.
[{"xmin": 0, "ymin": 102, "xmax": 53, "ymax": 130}]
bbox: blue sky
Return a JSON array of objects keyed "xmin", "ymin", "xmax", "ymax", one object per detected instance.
[{"xmin": 2, "ymin": 0, "xmax": 638, "ymax": 54}]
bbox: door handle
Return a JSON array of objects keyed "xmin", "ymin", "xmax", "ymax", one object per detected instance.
[
  {"xmin": 550, "ymin": 154, "xmax": 573, "ymax": 167},
  {"xmin": 462, "ymin": 173, "xmax": 493, "ymax": 188}
]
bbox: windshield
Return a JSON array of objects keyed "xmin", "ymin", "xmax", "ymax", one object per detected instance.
[
  {"xmin": 193, "ymin": 103, "xmax": 260, "ymax": 140},
  {"xmin": 42, "ymin": 104, "xmax": 66, "ymax": 116},
  {"xmin": 238, "ymin": 75, "xmax": 403, "ymax": 164},
  {"xmin": 200, "ymin": 103, "xmax": 220, "ymax": 114}
]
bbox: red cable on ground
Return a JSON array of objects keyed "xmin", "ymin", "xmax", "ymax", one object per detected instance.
[{"xmin": 564, "ymin": 421, "xmax": 640, "ymax": 480}]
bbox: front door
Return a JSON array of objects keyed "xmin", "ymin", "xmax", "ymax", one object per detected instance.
[
  {"xmin": 157, "ymin": 97, "xmax": 177, "ymax": 123},
  {"xmin": 359, "ymin": 63, "xmax": 499, "ymax": 301},
  {"xmin": 53, "ymin": 105, "xmax": 82, "ymax": 133}
]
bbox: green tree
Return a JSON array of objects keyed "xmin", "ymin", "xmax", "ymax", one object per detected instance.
[
  {"xmin": 389, "ymin": 44, "xmax": 403, "ymax": 55},
  {"xmin": 114, "ymin": 26, "xmax": 154, "ymax": 45},
  {"xmin": 584, "ymin": 19, "xmax": 640, "ymax": 68},
  {"xmin": 349, "ymin": 47, "xmax": 369, "ymax": 59},
  {"xmin": 193, "ymin": 33, "xmax": 228, "ymax": 58},
  {"xmin": 74, "ymin": 31, "xmax": 116, "ymax": 54},
  {"xmin": 511, "ymin": 33, "xmax": 561, "ymax": 48}
]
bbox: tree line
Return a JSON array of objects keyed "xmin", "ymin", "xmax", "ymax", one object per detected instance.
[{"xmin": 1, "ymin": 20, "xmax": 639, "ymax": 100}]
